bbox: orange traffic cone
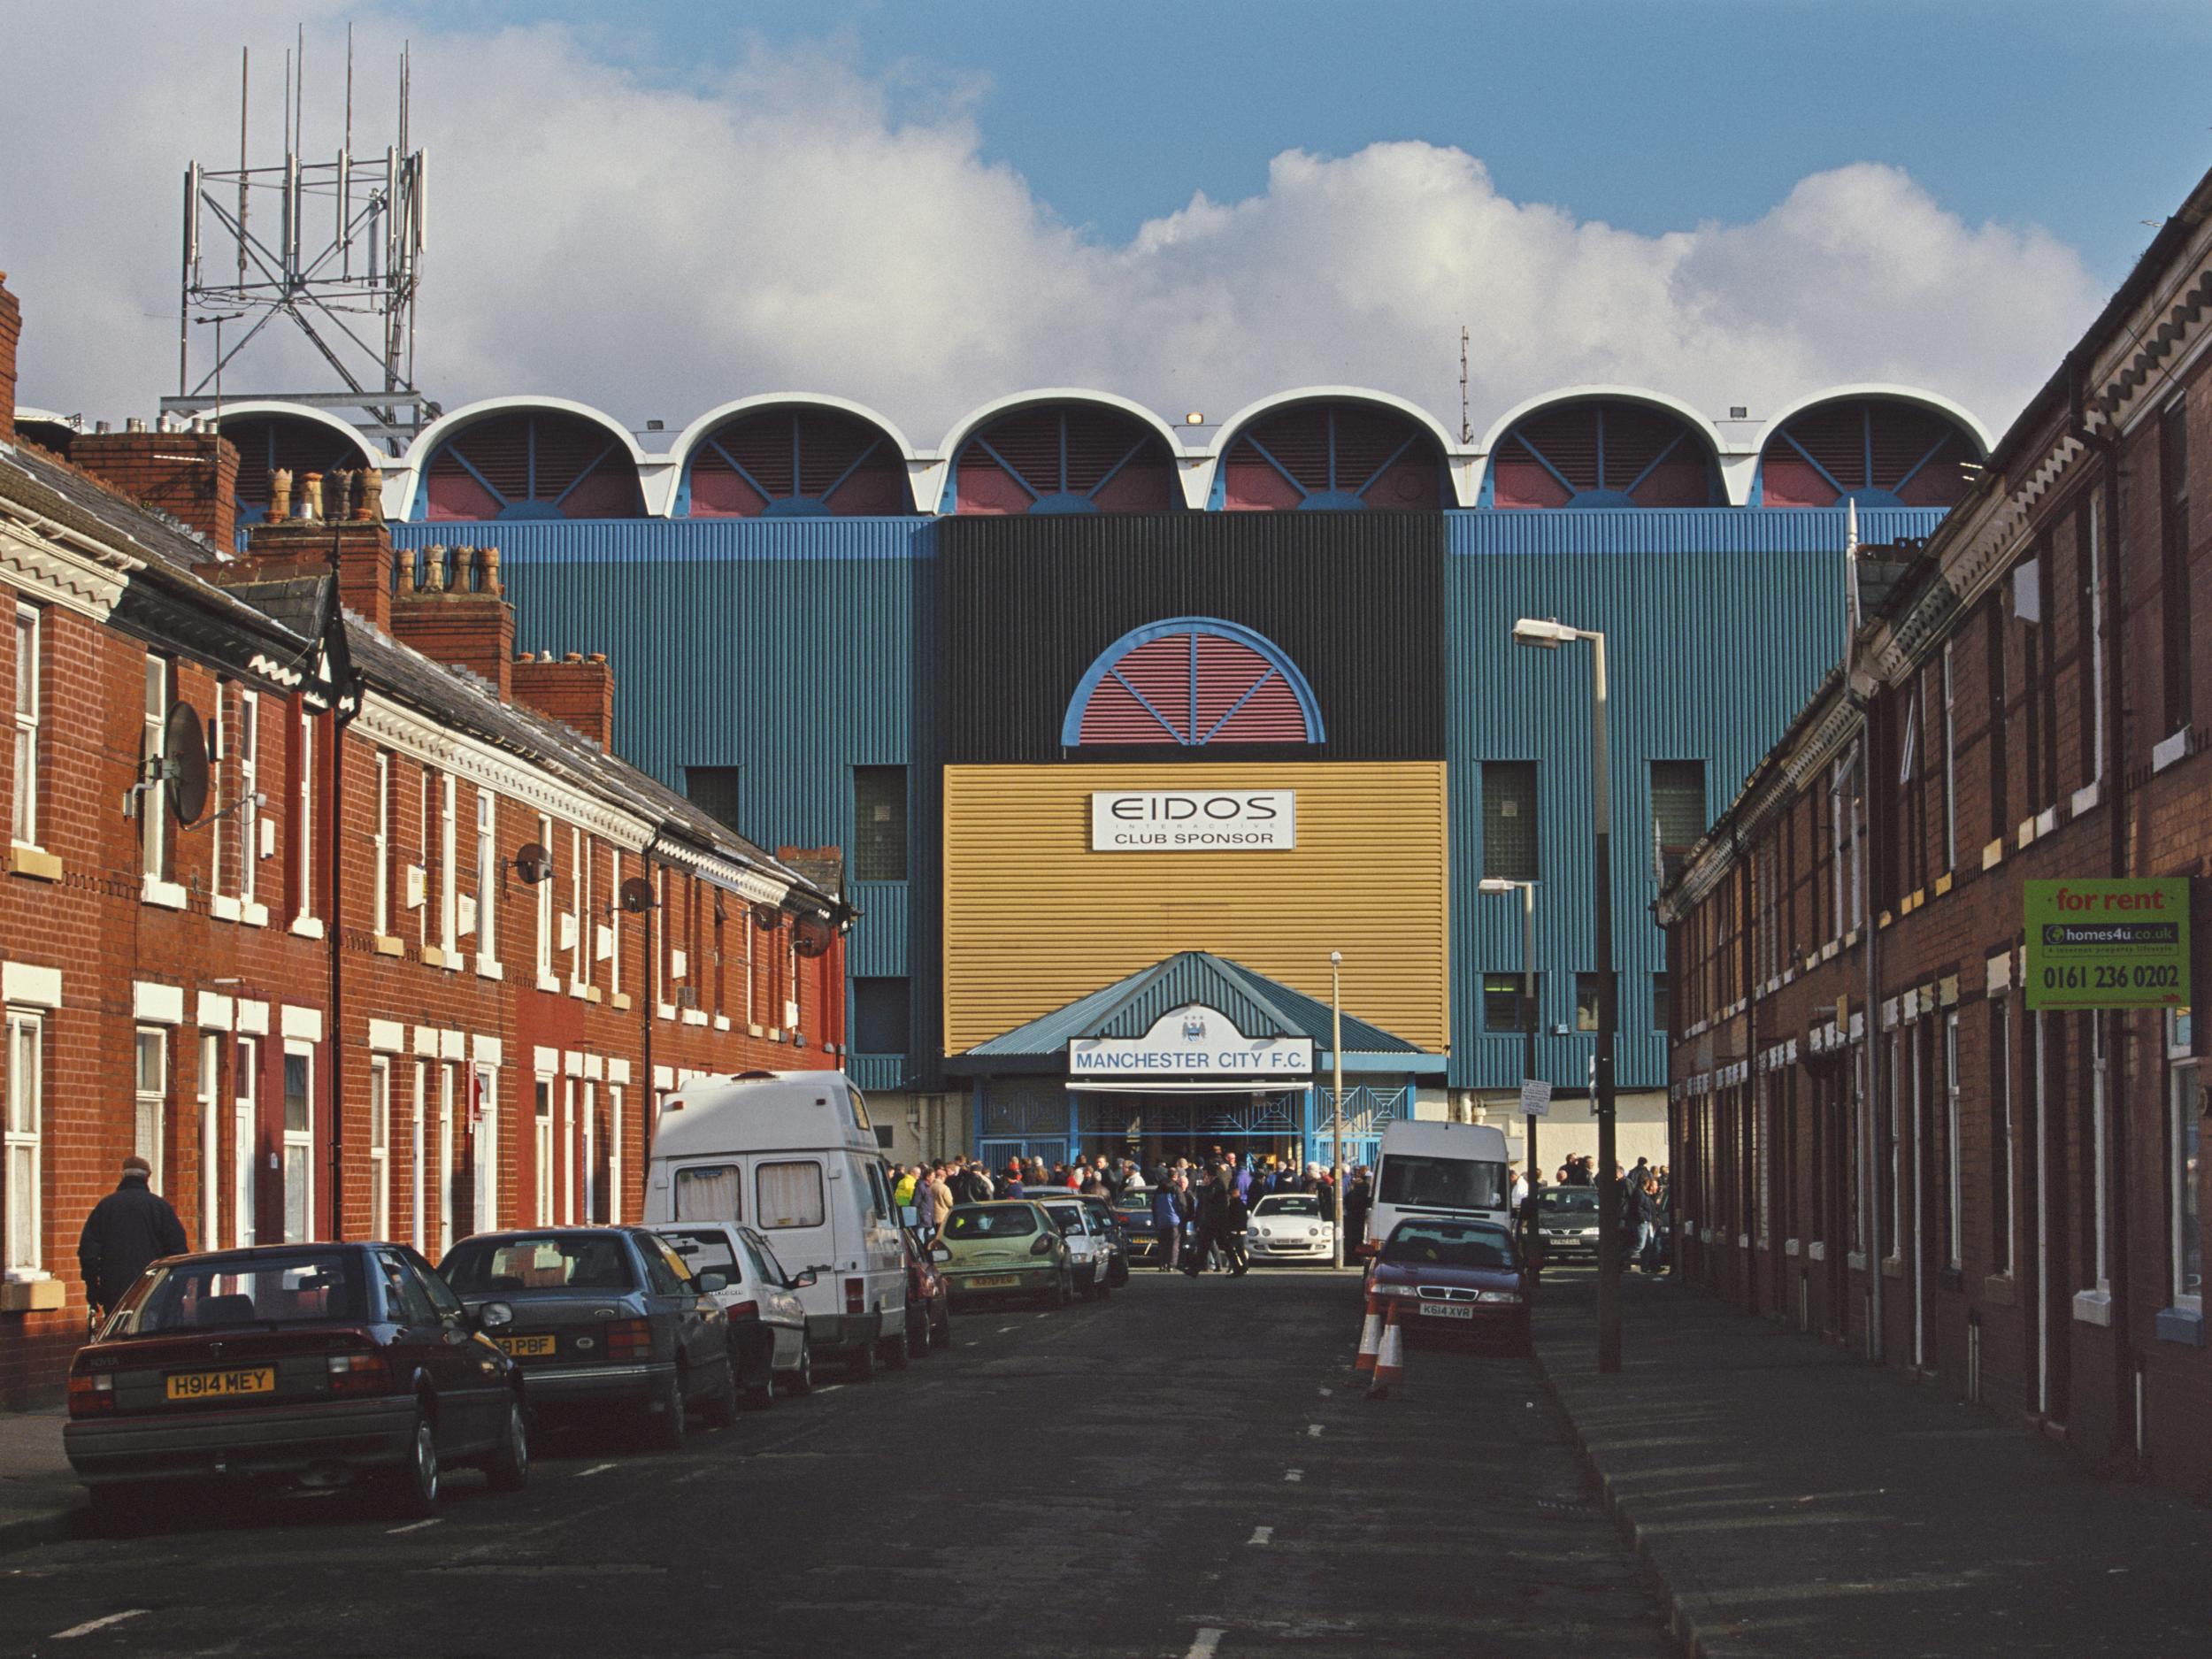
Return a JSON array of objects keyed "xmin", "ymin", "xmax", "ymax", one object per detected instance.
[
  {"xmin": 1367, "ymin": 1302, "xmax": 1403, "ymax": 1400},
  {"xmin": 1355, "ymin": 1293, "xmax": 1383, "ymax": 1372}
]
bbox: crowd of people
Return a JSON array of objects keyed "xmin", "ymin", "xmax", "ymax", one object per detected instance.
[{"xmin": 1506, "ymin": 1153, "xmax": 1673, "ymax": 1274}]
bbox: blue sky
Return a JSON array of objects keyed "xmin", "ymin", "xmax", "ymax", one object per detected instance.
[{"xmin": 5, "ymin": 2, "xmax": 2202, "ymax": 435}]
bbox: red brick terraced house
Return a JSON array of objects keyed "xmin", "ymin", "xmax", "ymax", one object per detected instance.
[
  {"xmin": 0, "ymin": 273, "xmax": 854, "ymax": 1404},
  {"xmin": 1656, "ymin": 168, "xmax": 2212, "ymax": 1496}
]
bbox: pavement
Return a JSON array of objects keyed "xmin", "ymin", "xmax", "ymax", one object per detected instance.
[
  {"xmin": 0, "ymin": 1406, "xmax": 73, "ymax": 1554},
  {"xmin": 0, "ymin": 1271, "xmax": 1671, "ymax": 1658},
  {"xmin": 1530, "ymin": 1265, "xmax": 2212, "ymax": 1658}
]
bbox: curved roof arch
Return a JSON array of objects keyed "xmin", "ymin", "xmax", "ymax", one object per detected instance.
[
  {"xmin": 401, "ymin": 396, "xmax": 649, "ymax": 522},
  {"xmin": 1061, "ymin": 616, "xmax": 1325, "ymax": 748},
  {"xmin": 934, "ymin": 388, "xmax": 1187, "ymax": 470},
  {"xmin": 1476, "ymin": 384, "xmax": 1725, "ymax": 460},
  {"xmin": 208, "ymin": 400, "xmax": 383, "ymax": 465},
  {"xmin": 1755, "ymin": 387, "xmax": 1988, "ymax": 510},
  {"xmin": 675, "ymin": 396, "xmax": 918, "ymax": 517},
  {"xmin": 1755, "ymin": 384, "xmax": 1992, "ymax": 457},
  {"xmin": 1206, "ymin": 386, "xmax": 1461, "ymax": 464},
  {"xmin": 669, "ymin": 394, "xmax": 919, "ymax": 473}
]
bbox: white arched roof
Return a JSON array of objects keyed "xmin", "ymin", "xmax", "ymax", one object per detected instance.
[
  {"xmin": 933, "ymin": 388, "xmax": 1188, "ymax": 465},
  {"xmin": 12, "ymin": 406, "xmax": 78, "ymax": 429},
  {"xmin": 1477, "ymin": 384, "xmax": 1728, "ymax": 460},
  {"xmin": 1206, "ymin": 385, "xmax": 1463, "ymax": 462},
  {"xmin": 402, "ymin": 396, "xmax": 651, "ymax": 472},
  {"xmin": 1755, "ymin": 384, "xmax": 1992, "ymax": 457},
  {"xmin": 209, "ymin": 400, "xmax": 382, "ymax": 465},
  {"xmin": 669, "ymin": 394, "xmax": 920, "ymax": 472}
]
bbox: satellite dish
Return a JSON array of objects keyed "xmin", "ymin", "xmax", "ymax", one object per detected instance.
[
  {"xmin": 751, "ymin": 902, "xmax": 782, "ymax": 933},
  {"xmin": 514, "ymin": 841, "xmax": 554, "ymax": 885},
  {"xmin": 164, "ymin": 703, "xmax": 210, "ymax": 825},
  {"xmin": 795, "ymin": 918, "xmax": 834, "ymax": 958},
  {"xmin": 618, "ymin": 875, "xmax": 656, "ymax": 914}
]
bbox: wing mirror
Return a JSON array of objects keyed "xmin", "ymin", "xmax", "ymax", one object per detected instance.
[
  {"xmin": 477, "ymin": 1301, "xmax": 514, "ymax": 1331},
  {"xmin": 930, "ymin": 1246, "xmax": 950, "ymax": 1263},
  {"xmin": 697, "ymin": 1272, "xmax": 728, "ymax": 1294},
  {"xmin": 790, "ymin": 1268, "xmax": 823, "ymax": 1288}
]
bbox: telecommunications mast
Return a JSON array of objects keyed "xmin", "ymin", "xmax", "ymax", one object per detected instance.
[{"xmin": 165, "ymin": 29, "xmax": 433, "ymax": 455}]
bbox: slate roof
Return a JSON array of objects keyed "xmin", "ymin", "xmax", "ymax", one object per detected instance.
[{"xmin": 963, "ymin": 951, "xmax": 1427, "ymax": 1060}]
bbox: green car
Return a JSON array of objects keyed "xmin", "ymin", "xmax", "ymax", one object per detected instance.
[{"xmin": 931, "ymin": 1202, "xmax": 1074, "ymax": 1310}]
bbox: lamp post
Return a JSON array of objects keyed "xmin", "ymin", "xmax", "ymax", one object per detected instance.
[
  {"xmin": 1479, "ymin": 877, "xmax": 1540, "ymax": 1179},
  {"xmin": 1511, "ymin": 616, "xmax": 1620, "ymax": 1375},
  {"xmin": 1330, "ymin": 950, "xmax": 1346, "ymax": 1271}
]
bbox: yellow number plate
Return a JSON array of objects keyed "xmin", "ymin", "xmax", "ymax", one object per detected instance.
[
  {"xmin": 165, "ymin": 1366, "xmax": 275, "ymax": 1401},
  {"xmin": 967, "ymin": 1274, "xmax": 1018, "ymax": 1288},
  {"xmin": 496, "ymin": 1334, "xmax": 557, "ymax": 1358}
]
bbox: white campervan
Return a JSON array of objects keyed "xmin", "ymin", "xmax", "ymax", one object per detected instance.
[
  {"xmin": 642, "ymin": 1071, "xmax": 909, "ymax": 1379},
  {"xmin": 1361, "ymin": 1120, "xmax": 1512, "ymax": 1258}
]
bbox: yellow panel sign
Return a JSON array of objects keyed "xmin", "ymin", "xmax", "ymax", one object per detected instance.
[{"xmin": 943, "ymin": 763, "xmax": 1448, "ymax": 1054}]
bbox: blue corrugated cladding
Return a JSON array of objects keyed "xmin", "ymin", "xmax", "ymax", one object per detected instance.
[
  {"xmin": 389, "ymin": 517, "xmax": 940, "ymax": 1087},
  {"xmin": 1445, "ymin": 507, "xmax": 1947, "ymax": 1093}
]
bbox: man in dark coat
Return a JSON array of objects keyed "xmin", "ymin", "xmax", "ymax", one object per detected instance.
[
  {"xmin": 1342, "ymin": 1167, "xmax": 1373, "ymax": 1260},
  {"xmin": 78, "ymin": 1156, "xmax": 187, "ymax": 1316}
]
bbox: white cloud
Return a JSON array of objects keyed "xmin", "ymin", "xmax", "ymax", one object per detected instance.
[{"xmin": 1, "ymin": 10, "xmax": 2103, "ymax": 445}]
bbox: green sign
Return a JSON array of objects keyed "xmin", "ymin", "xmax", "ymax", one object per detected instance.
[{"xmin": 2024, "ymin": 879, "xmax": 2191, "ymax": 1010}]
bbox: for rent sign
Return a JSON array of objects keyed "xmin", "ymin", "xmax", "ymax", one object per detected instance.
[
  {"xmin": 1089, "ymin": 790, "xmax": 1296, "ymax": 851},
  {"xmin": 2024, "ymin": 879, "xmax": 2192, "ymax": 1010}
]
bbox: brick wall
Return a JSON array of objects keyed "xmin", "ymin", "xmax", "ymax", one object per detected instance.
[
  {"xmin": 512, "ymin": 654, "xmax": 613, "ymax": 749},
  {"xmin": 0, "ymin": 273, "xmax": 19, "ymax": 446},
  {"xmin": 72, "ymin": 429, "xmax": 238, "ymax": 550}
]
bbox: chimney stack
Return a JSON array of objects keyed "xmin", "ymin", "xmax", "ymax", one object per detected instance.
[
  {"xmin": 0, "ymin": 273, "xmax": 19, "ymax": 447},
  {"xmin": 239, "ymin": 488, "xmax": 398, "ymax": 634},
  {"xmin": 72, "ymin": 425, "xmax": 241, "ymax": 549},
  {"xmin": 389, "ymin": 543, "xmax": 516, "ymax": 699},
  {"xmin": 513, "ymin": 649, "xmax": 615, "ymax": 750}
]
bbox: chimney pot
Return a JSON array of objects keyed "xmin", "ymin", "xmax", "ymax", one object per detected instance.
[
  {"xmin": 300, "ymin": 472, "xmax": 324, "ymax": 523},
  {"xmin": 269, "ymin": 469, "xmax": 293, "ymax": 523},
  {"xmin": 125, "ymin": 417, "xmax": 146, "ymax": 434},
  {"xmin": 586, "ymin": 651, "xmax": 607, "ymax": 664},
  {"xmin": 424, "ymin": 544, "xmax": 448, "ymax": 593},
  {"xmin": 480, "ymin": 545, "xmax": 502, "ymax": 595},
  {"xmin": 355, "ymin": 465, "xmax": 382, "ymax": 521},
  {"xmin": 564, "ymin": 651, "xmax": 584, "ymax": 664},
  {"xmin": 95, "ymin": 420, "xmax": 111, "ymax": 434}
]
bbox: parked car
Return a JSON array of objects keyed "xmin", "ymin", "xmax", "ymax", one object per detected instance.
[
  {"xmin": 1110, "ymin": 1188, "xmax": 1165, "ymax": 1266},
  {"xmin": 1534, "ymin": 1186, "xmax": 1601, "ymax": 1260},
  {"xmin": 439, "ymin": 1228, "xmax": 738, "ymax": 1447},
  {"xmin": 1244, "ymin": 1192, "xmax": 1337, "ymax": 1263},
  {"xmin": 899, "ymin": 1226, "xmax": 951, "ymax": 1357},
  {"xmin": 62, "ymin": 1242, "xmax": 526, "ymax": 1527},
  {"xmin": 1071, "ymin": 1190, "xmax": 1133, "ymax": 1286},
  {"xmin": 1362, "ymin": 1217, "xmax": 1532, "ymax": 1351},
  {"xmin": 644, "ymin": 1071, "xmax": 908, "ymax": 1379},
  {"xmin": 649, "ymin": 1220, "xmax": 816, "ymax": 1406},
  {"xmin": 932, "ymin": 1202, "xmax": 1074, "ymax": 1309},
  {"xmin": 1029, "ymin": 1194, "xmax": 1115, "ymax": 1301}
]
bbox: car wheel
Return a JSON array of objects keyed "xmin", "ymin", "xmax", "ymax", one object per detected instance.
[
  {"xmin": 747, "ymin": 1361, "xmax": 776, "ymax": 1411},
  {"xmin": 907, "ymin": 1310, "xmax": 930, "ymax": 1359},
  {"xmin": 386, "ymin": 1407, "xmax": 441, "ymax": 1518},
  {"xmin": 848, "ymin": 1338, "xmax": 878, "ymax": 1383},
  {"xmin": 649, "ymin": 1367, "xmax": 688, "ymax": 1450},
  {"xmin": 704, "ymin": 1352, "xmax": 741, "ymax": 1425},
  {"xmin": 485, "ymin": 1396, "xmax": 530, "ymax": 1492},
  {"xmin": 930, "ymin": 1303, "xmax": 950, "ymax": 1349},
  {"xmin": 784, "ymin": 1336, "xmax": 814, "ymax": 1396}
]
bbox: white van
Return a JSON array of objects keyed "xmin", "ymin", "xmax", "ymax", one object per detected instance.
[
  {"xmin": 642, "ymin": 1071, "xmax": 908, "ymax": 1379},
  {"xmin": 1361, "ymin": 1121, "xmax": 1511, "ymax": 1258}
]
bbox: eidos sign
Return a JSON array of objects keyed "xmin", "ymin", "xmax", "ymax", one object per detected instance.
[{"xmin": 1089, "ymin": 789, "xmax": 1296, "ymax": 851}]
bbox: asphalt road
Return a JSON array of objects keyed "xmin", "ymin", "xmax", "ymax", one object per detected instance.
[{"xmin": 2, "ymin": 1269, "xmax": 1671, "ymax": 1659}]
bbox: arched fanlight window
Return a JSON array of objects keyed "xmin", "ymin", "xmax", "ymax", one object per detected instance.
[
  {"xmin": 949, "ymin": 404, "xmax": 1178, "ymax": 514},
  {"xmin": 1062, "ymin": 618, "xmax": 1324, "ymax": 747},
  {"xmin": 1486, "ymin": 401, "xmax": 1721, "ymax": 508},
  {"xmin": 1757, "ymin": 399, "xmax": 1977, "ymax": 509},
  {"xmin": 418, "ymin": 410, "xmax": 644, "ymax": 521},
  {"xmin": 1217, "ymin": 403, "xmax": 1444, "ymax": 510},
  {"xmin": 683, "ymin": 407, "xmax": 910, "ymax": 516}
]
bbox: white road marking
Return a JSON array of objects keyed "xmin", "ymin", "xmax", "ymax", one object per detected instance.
[
  {"xmin": 53, "ymin": 1610, "xmax": 150, "ymax": 1640},
  {"xmin": 1306, "ymin": 1423, "xmax": 1324, "ymax": 1438},
  {"xmin": 1284, "ymin": 1469, "xmax": 1303, "ymax": 1482},
  {"xmin": 574, "ymin": 1463, "xmax": 618, "ymax": 1479},
  {"xmin": 998, "ymin": 1325, "xmax": 1019, "ymax": 1333},
  {"xmin": 963, "ymin": 1340, "xmax": 980, "ymax": 1348},
  {"xmin": 1317, "ymin": 1386, "xmax": 1333, "ymax": 1395},
  {"xmin": 814, "ymin": 1384, "xmax": 844, "ymax": 1394},
  {"xmin": 1185, "ymin": 1628, "xmax": 1226, "ymax": 1659},
  {"xmin": 385, "ymin": 1517, "xmax": 442, "ymax": 1535},
  {"xmin": 1248, "ymin": 1526, "xmax": 1273, "ymax": 1546}
]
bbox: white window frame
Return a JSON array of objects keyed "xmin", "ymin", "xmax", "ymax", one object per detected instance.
[
  {"xmin": 439, "ymin": 773, "xmax": 457, "ymax": 958},
  {"xmin": 368, "ymin": 1056, "xmax": 391, "ymax": 1241},
  {"xmin": 373, "ymin": 752, "xmax": 392, "ymax": 936},
  {"xmin": 535, "ymin": 813, "xmax": 555, "ymax": 985},
  {"xmin": 570, "ymin": 826, "xmax": 585, "ymax": 989},
  {"xmin": 281, "ymin": 1041, "xmax": 314, "ymax": 1241},
  {"xmin": 2090, "ymin": 1017, "xmax": 2110, "ymax": 1295},
  {"xmin": 1886, "ymin": 1034, "xmax": 1902, "ymax": 1259},
  {"xmin": 437, "ymin": 1063, "xmax": 456, "ymax": 1257},
  {"xmin": 475, "ymin": 790, "xmax": 498, "ymax": 972},
  {"xmin": 1940, "ymin": 642, "xmax": 1957, "ymax": 872},
  {"xmin": 134, "ymin": 1026, "xmax": 166, "ymax": 1190},
  {"xmin": 2087, "ymin": 498, "xmax": 2107, "ymax": 786},
  {"xmin": 1944, "ymin": 1012, "xmax": 1962, "ymax": 1271},
  {"xmin": 656, "ymin": 867, "xmax": 671, "ymax": 1015},
  {"xmin": 236, "ymin": 690, "xmax": 259, "ymax": 910},
  {"xmin": 534, "ymin": 1076, "xmax": 555, "ymax": 1225},
  {"xmin": 583, "ymin": 1080, "xmax": 599, "ymax": 1224},
  {"xmin": 1994, "ymin": 998, "xmax": 2015, "ymax": 1277},
  {"xmin": 472, "ymin": 1064, "xmax": 498, "ymax": 1232},
  {"xmin": 197, "ymin": 1033, "xmax": 220, "ymax": 1249},
  {"xmin": 5, "ymin": 1010, "xmax": 43, "ymax": 1272},
  {"xmin": 608, "ymin": 847, "xmax": 623, "ymax": 999},
  {"xmin": 233, "ymin": 1036, "xmax": 257, "ymax": 1248},
  {"xmin": 2170, "ymin": 1059, "xmax": 2202, "ymax": 1313},
  {"xmin": 609, "ymin": 1084, "xmax": 626, "ymax": 1226},
  {"xmin": 292, "ymin": 703, "xmax": 314, "ymax": 925},
  {"xmin": 142, "ymin": 655, "xmax": 168, "ymax": 879},
  {"xmin": 562, "ymin": 1078, "xmax": 577, "ymax": 1225},
  {"xmin": 410, "ymin": 1060, "xmax": 426, "ymax": 1255},
  {"xmin": 12, "ymin": 605, "xmax": 42, "ymax": 849}
]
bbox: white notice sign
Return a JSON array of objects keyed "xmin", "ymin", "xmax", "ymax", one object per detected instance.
[
  {"xmin": 1091, "ymin": 790, "xmax": 1295, "ymax": 852},
  {"xmin": 1070, "ymin": 1004, "xmax": 1313, "ymax": 1079},
  {"xmin": 1517, "ymin": 1078, "xmax": 1552, "ymax": 1118}
]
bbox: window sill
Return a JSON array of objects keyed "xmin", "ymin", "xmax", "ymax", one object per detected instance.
[
  {"xmin": 2152, "ymin": 727, "xmax": 2192, "ymax": 774},
  {"xmin": 712, "ymin": 1014, "xmax": 730, "ymax": 1031},
  {"xmin": 240, "ymin": 901, "xmax": 269, "ymax": 928},
  {"xmin": 476, "ymin": 956, "xmax": 503, "ymax": 981},
  {"xmin": 1784, "ymin": 1238, "xmax": 1801, "ymax": 1257},
  {"xmin": 611, "ymin": 991, "xmax": 631, "ymax": 1010},
  {"xmin": 1880, "ymin": 1255, "xmax": 1905, "ymax": 1280},
  {"xmin": 289, "ymin": 916, "xmax": 325, "ymax": 940},
  {"xmin": 1846, "ymin": 1248, "xmax": 1868, "ymax": 1271},
  {"xmin": 142, "ymin": 875, "xmax": 188, "ymax": 910},
  {"xmin": 0, "ymin": 1278, "xmax": 65, "ymax": 1313},
  {"xmin": 1982, "ymin": 1274, "xmax": 2016, "ymax": 1307},
  {"xmin": 9, "ymin": 845, "xmax": 62, "ymax": 882},
  {"xmin": 536, "ymin": 972, "xmax": 562, "ymax": 995},
  {"xmin": 748, "ymin": 1024, "xmax": 764, "ymax": 1038},
  {"xmin": 681, "ymin": 1009, "xmax": 709, "ymax": 1027},
  {"xmin": 2154, "ymin": 1305, "xmax": 2204, "ymax": 1346},
  {"xmin": 2071, "ymin": 1287, "xmax": 2114, "ymax": 1327},
  {"xmin": 657, "ymin": 1003, "xmax": 676, "ymax": 1022},
  {"xmin": 373, "ymin": 934, "xmax": 405, "ymax": 958},
  {"xmin": 2070, "ymin": 780, "xmax": 2101, "ymax": 819},
  {"xmin": 1807, "ymin": 1241, "xmax": 1827, "ymax": 1262},
  {"xmin": 423, "ymin": 944, "xmax": 448, "ymax": 969},
  {"xmin": 568, "ymin": 981, "xmax": 588, "ymax": 1000},
  {"xmin": 1933, "ymin": 872, "xmax": 1954, "ymax": 897},
  {"xmin": 211, "ymin": 893, "xmax": 242, "ymax": 920},
  {"xmin": 1981, "ymin": 838, "xmax": 2004, "ymax": 872},
  {"xmin": 584, "ymin": 986, "xmax": 603, "ymax": 1004}
]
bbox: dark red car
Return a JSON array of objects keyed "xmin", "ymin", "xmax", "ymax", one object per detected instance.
[
  {"xmin": 901, "ymin": 1227, "xmax": 951, "ymax": 1358},
  {"xmin": 62, "ymin": 1242, "xmax": 527, "ymax": 1530},
  {"xmin": 1362, "ymin": 1218, "xmax": 1532, "ymax": 1350}
]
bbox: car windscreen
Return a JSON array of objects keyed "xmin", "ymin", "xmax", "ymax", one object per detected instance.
[
  {"xmin": 1039, "ymin": 1207, "xmax": 1086, "ymax": 1235},
  {"xmin": 441, "ymin": 1233, "xmax": 639, "ymax": 1294},
  {"xmin": 656, "ymin": 1228, "xmax": 743, "ymax": 1280},
  {"xmin": 1111, "ymin": 1192, "xmax": 1150, "ymax": 1214},
  {"xmin": 111, "ymin": 1252, "xmax": 365, "ymax": 1335},
  {"xmin": 1380, "ymin": 1223, "xmax": 1517, "ymax": 1271},
  {"xmin": 944, "ymin": 1206, "xmax": 1038, "ymax": 1240},
  {"xmin": 1377, "ymin": 1154, "xmax": 1508, "ymax": 1212},
  {"xmin": 1540, "ymin": 1189, "xmax": 1599, "ymax": 1214},
  {"xmin": 1255, "ymin": 1195, "xmax": 1322, "ymax": 1217}
]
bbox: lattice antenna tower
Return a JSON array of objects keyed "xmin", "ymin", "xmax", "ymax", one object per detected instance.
[{"xmin": 165, "ymin": 27, "xmax": 432, "ymax": 456}]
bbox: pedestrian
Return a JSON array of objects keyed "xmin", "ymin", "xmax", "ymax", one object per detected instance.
[
  {"xmin": 1122, "ymin": 1158, "xmax": 1148, "ymax": 1193},
  {"xmin": 930, "ymin": 1164, "xmax": 956, "ymax": 1233},
  {"xmin": 1342, "ymin": 1165, "xmax": 1372, "ymax": 1259},
  {"xmin": 892, "ymin": 1164, "xmax": 918, "ymax": 1210},
  {"xmin": 1151, "ymin": 1178, "xmax": 1183, "ymax": 1272},
  {"xmin": 1219, "ymin": 1168, "xmax": 1251, "ymax": 1275},
  {"xmin": 1183, "ymin": 1168, "xmax": 1225, "ymax": 1277},
  {"xmin": 1632, "ymin": 1176, "xmax": 1662, "ymax": 1271},
  {"xmin": 1508, "ymin": 1160, "xmax": 1530, "ymax": 1210},
  {"xmin": 77, "ymin": 1155, "xmax": 186, "ymax": 1317}
]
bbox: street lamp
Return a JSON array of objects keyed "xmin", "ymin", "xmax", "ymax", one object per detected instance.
[
  {"xmin": 1478, "ymin": 876, "xmax": 1540, "ymax": 1180},
  {"xmin": 1511, "ymin": 615, "xmax": 1622, "ymax": 1375},
  {"xmin": 1329, "ymin": 950, "xmax": 1346, "ymax": 1271}
]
